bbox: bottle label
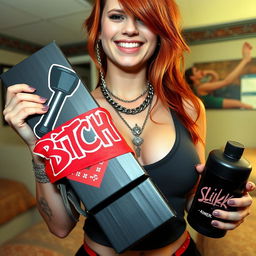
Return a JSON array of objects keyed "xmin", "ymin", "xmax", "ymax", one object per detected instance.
[
  {"xmin": 189, "ymin": 172, "xmax": 244, "ymax": 230},
  {"xmin": 198, "ymin": 186, "xmax": 234, "ymax": 209},
  {"xmin": 188, "ymin": 158, "xmax": 248, "ymax": 237}
]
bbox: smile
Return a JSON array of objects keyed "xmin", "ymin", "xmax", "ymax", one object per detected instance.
[{"xmin": 116, "ymin": 42, "xmax": 142, "ymax": 48}]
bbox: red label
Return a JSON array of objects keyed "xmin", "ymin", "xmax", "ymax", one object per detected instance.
[
  {"xmin": 67, "ymin": 161, "xmax": 109, "ymax": 187},
  {"xmin": 33, "ymin": 108, "xmax": 133, "ymax": 183}
]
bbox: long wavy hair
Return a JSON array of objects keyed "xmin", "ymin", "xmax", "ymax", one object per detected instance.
[{"xmin": 85, "ymin": 0, "xmax": 201, "ymax": 144}]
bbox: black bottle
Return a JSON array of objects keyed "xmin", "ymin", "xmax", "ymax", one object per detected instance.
[{"xmin": 187, "ymin": 141, "xmax": 252, "ymax": 238}]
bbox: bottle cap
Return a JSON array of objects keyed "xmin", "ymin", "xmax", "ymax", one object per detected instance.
[{"xmin": 224, "ymin": 141, "xmax": 244, "ymax": 160}]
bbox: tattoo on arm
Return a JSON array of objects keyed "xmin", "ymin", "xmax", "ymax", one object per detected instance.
[{"xmin": 38, "ymin": 197, "xmax": 53, "ymax": 220}]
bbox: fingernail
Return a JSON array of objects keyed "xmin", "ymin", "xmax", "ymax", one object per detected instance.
[
  {"xmin": 40, "ymin": 97, "xmax": 47, "ymax": 102},
  {"xmin": 212, "ymin": 221, "xmax": 219, "ymax": 227},
  {"xmin": 213, "ymin": 211, "xmax": 220, "ymax": 217},
  {"xmin": 29, "ymin": 86, "xmax": 36, "ymax": 91},
  {"xmin": 228, "ymin": 199, "xmax": 235, "ymax": 206},
  {"xmin": 42, "ymin": 105, "xmax": 49, "ymax": 111},
  {"xmin": 248, "ymin": 182, "xmax": 255, "ymax": 190}
]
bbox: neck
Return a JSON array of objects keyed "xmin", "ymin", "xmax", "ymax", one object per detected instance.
[{"xmin": 104, "ymin": 61, "xmax": 148, "ymax": 98}]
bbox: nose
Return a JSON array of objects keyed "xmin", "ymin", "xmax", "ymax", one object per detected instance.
[{"xmin": 122, "ymin": 18, "xmax": 139, "ymax": 36}]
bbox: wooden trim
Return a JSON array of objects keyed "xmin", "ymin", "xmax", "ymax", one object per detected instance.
[
  {"xmin": 0, "ymin": 34, "xmax": 88, "ymax": 56},
  {"xmin": 1, "ymin": 19, "xmax": 255, "ymax": 54},
  {"xmin": 183, "ymin": 19, "xmax": 256, "ymax": 45}
]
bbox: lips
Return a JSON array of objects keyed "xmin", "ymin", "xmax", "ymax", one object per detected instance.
[{"xmin": 115, "ymin": 41, "xmax": 143, "ymax": 49}]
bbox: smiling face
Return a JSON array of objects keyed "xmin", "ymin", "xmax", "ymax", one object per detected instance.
[{"xmin": 99, "ymin": 0, "xmax": 158, "ymax": 72}]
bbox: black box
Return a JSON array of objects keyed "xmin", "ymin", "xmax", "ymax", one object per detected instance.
[{"xmin": 1, "ymin": 42, "xmax": 176, "ymax": 253}]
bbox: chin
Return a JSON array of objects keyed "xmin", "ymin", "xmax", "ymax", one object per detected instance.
[{"xmin": 117, "ymin": 58, "xmax": 147, "ymax": 70}]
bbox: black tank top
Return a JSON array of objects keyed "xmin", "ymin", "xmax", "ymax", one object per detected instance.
[{"xmin": 83, "ymin": 110, "xmax": 200, "ymax": 250}]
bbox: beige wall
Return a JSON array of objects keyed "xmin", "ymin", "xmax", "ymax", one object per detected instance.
[
  {"xmin": 205, "ymin": 110, "xmax": 256, "ymax": 155},
  {"xmin": 0, "ymin": 49, "xmax": 28, "ymax": 66},
  {"xmin": 176, "ymin": 0, "xmax": 256, "ymax": 156},
  {"xmin": 185, "ymin": 38, "xmax": 256, "ymax": 68},
  {"xmin": 184, "ymin": 38, "xmax": 256, "ymax": 156},
  {"xmin": 0, "ymin": 50, "xmax": 34, "ymax": 192},
  {"xmin": 0, "ymin": 50, "xmax": 40, "ymax": 244},
  {"xmin": 177, "ymin": 0, "xmax": 256, "ymax": 28}
]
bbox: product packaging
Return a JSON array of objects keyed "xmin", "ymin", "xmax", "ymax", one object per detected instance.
[
  {"xmin": 1, "ymin": 42, "xmax": 176, "ymax": 253},
  {"xmin": 187, "ymin": 141, "xmax": 252, "ymax": 238}
]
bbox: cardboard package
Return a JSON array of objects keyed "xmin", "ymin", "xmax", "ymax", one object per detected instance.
[{"xmin": 1, "ymin": 42, "xmax": 176, "ymax": 253}]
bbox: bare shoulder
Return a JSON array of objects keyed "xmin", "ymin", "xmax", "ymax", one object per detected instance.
[
  {"xmin": 91, "ymin": 87, "xmax": 106, "ymax": 106},
  {"xmin": 91, "ymin": 87, "xmax": 113, "ymax": 111},
  {"xmin": 183, "ymin": 97, "xmax": 206, "ymax": 162},
  {"xmin": 91, "ymin": 87, "xmax": 102, "ymax": 100},
  {"xmin": 182, "ymin": 97, "xmax": 205, "ymax": 123}
]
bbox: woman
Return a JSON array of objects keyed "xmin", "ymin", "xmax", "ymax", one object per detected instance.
[
  {"xmin": 185, "ymin": 42, "xmax": 254, "ymax": 109},
  {"xmin": 3, "ymin": 0, "xmax": 255, "ymax": 255}
]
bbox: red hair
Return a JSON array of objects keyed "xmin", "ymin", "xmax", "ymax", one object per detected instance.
[{"xmin": 85, "ymin": 0, "xmax": 201, "ymax": 144}]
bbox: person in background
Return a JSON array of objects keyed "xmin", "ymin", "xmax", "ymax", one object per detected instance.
[
  {"xmin": 185, "ymin": 42, "xmax": 254, "ymax": 109},
  {"xmin": 3, "ymin": 0, "xmax": 255, "ymax": 255}
]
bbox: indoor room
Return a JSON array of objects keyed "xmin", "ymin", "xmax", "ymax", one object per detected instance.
[{"xmin": 0, "ymin": 0, "xmax": 255, "ymax": 255}]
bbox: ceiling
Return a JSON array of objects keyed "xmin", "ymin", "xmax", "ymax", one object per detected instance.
[{"xmin": 0, "ymin": 0, "xmax": 92, "ymax": 48}]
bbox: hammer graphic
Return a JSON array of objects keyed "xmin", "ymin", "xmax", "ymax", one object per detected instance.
[{"xmin": 34, "ymin": 65, "xmax": 80, "ymax": 138}]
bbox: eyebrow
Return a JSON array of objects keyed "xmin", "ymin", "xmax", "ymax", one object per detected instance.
[{"xmin": 107, "ymin": 9, "xmax": 125, "ymax": 14}]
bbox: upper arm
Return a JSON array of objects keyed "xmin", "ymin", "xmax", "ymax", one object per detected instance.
[
  {"xmin": 183, "ymin": 99, "xmax": 206, "ymax": 209},
  {"xmin": 195, "ymin": 99, "xmax": 206, "ymax": 164}
]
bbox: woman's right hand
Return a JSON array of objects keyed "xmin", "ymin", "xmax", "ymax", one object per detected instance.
[
  {"xmin": 242, "ymin": 42, "xmax": 253, "ymax": 63},
  {"xmin": 3, "ymin": 84, "xmax": 49, "ymax": 151}
]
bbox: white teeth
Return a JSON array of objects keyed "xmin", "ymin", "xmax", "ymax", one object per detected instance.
[{"xmin": 118, "ymin": 42, "xmax": 140, "ymax": 48}]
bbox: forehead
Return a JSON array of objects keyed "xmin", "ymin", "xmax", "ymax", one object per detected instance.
[{"xmin": 103, "ymin": 0, "xmax": 123, "ymax": 10}]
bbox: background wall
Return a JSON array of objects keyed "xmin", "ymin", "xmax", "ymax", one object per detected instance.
[
  {"xmin": 176, "ymin": 0, "xmax": 256, "ymax": 155},
  {"xmin": 185, "ymin": 39, "xmax": 256, "ymax": 155},
  {"xmin": 177, "ymin": 0, "xmax": 256, "ymax": 28},
  {"xmin": 0, "ymin": 49, "xmax": 28, "ymax": 65},
  {"xmin": 0, "ymin": 50, "xmax": 32, "ymax": 189}
]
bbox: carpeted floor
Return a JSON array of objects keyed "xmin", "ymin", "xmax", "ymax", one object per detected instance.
[{"xmin": 0, "ymin": 218, "xmax": 84, "ymax": 256}]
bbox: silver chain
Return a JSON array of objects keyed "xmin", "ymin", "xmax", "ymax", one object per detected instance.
[
  {"xmin": 96, "ymin": 40, "xmax": 154, "ymax": 115},
  {"xmin": 96, "ymin": 40, "xmax": 153, "ymax": 157},
  {"xmin": 96, "ymin": 41, "xmax": 106, "ymax": 88},
  {"xmin": 113, "ymin": 100, "xmax": 152, "ymax": 157},
  {"xmin": 100, "ymin": 82, "xmax": 154, "ymax": 115},
  {"xmin": 106, "ymin": 84, "xmax": 149, "ymax": 103}
]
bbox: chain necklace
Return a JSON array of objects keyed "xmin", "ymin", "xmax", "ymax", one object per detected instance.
[
  {"xmin": 99, "ymin": 77, "xmax": 153, "ymax": 157},
  {"xmin": 100, "ymin": 82, "xmax": 154, "ymax": 115},
  {"xmin": 96, "ymin": 41, "xmax": 153, "ymax": 156},
  {"xmin": 113, "ymin": 100, "xmax": 152, "ymax": 157},
  {"xmin": 105, "ymin": 84, "xmax": 149, "ymax": 103}
]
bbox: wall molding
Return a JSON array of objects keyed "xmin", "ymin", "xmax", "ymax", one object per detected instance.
[
  {"xmin": 183, "ymin": 19, "xmax": 256, "ymax": 45},
  {"xmin": 0, "ymin": 34, "xmax": 41, "ymax": 55},
  {"xmin": 1, "ymin": 19, "xmax": 255, "ymax": 55},
  {"xmin": 0, "ymin": 34, "xmax": 88, "ymax": 56}
]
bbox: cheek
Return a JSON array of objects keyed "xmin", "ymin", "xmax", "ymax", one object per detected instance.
[
  {"xmin": 143, "ymin": 29, "xmax": 157, "ymax": 47},
  {"xmin": 148, "ymin": 35, "xmax": 158, "ymax": 54},
  {"xmin": 99, "ymin": 26, "xmax": 110, "ymax": 41},
  {"xmin": 99, "ymin": 18, "xmax": 118, "ymax": 41}
]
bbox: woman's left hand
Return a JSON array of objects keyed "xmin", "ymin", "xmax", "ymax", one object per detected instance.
[{"xmin": 195, "ymin": 164, "xmax": 255, "ymax": 230}]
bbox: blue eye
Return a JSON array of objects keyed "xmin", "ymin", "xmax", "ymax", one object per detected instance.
[
  {"xmin": 136, "ymin": 17, "xmax": 144, "ymax": 25},
  {"xmin": 109, "ymin": 14, "xmax": 125, "ymax": 21}
]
